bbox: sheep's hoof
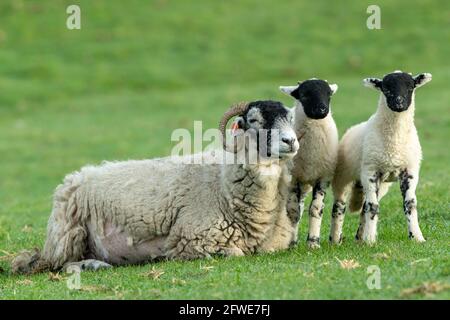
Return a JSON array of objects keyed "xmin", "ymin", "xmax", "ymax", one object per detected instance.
[{"xmin": 63, "ymin": 259, "xmax": 112, "ymax": 272}]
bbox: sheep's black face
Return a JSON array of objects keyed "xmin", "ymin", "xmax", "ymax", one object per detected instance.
[
  {"xmin": 237, "ymin": 100, "xmax": 298, "ymax": 159},
  {"xmin": 364, "ymin": 71, "xmax": 432, "ymax": 112},
  {"xmin": 381, "ymin": 72, "xmax": 415, "ymax": 112}
]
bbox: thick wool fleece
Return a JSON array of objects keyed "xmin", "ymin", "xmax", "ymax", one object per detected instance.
[{"xmin": 12, "ymin": 151, "xmax": 296, "ymax": 274}]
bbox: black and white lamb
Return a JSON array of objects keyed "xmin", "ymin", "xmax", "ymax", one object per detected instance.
[
  {"xmin": 280, "ymin": 79, "xmax": 339, "ymax": 248},
  {"xmin": 330, "ymin": 71, "xmax": 432, "ymax": 244}
]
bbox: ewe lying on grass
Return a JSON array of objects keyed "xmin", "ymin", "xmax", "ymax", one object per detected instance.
[
  {"xmin": 330, "ymin": 71, "xmax": 432, "ymax": 244},
  {"xmin": 280, "ymin": 79, "xmax": 339, "ymax": 248},
  {"xmin": 12, "ymin": 100, "xmax": 299, "ymax": 274}
]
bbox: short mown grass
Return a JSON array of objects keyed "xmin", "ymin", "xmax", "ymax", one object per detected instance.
[{"xmin": 0, "ymin": 0, "xmax": 449, "ymax": 299}]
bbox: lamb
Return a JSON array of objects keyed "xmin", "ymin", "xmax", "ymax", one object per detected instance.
[
  {"xmin": 330, "ymin": 71, "xmax": 432, "ymax": 244},
  {"xmin": 12, "ymin": 100, "xmax": 300, "ymax": 274},
  {"xmin": 279, "ymin": 79, "xmax": 339, "ymax": 248}
]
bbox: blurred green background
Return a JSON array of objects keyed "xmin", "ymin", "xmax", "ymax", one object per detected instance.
[{"xmin": 0, "ymin": 0, "xmax": 448, "ymax": 299}]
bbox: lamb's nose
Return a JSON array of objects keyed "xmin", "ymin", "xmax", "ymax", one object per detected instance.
[{"xmin": 396, "ymin": 96, "xmax": 404, "ymax": 103}]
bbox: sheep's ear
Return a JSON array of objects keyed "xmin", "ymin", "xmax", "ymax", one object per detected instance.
[
  {"xmin": 279, "ymin": 85, "xmax": 300, "ymax": 99},
  {"xmin": 363, "ymin": 78, "xmax": 382, "ymax": 90},
  {"xmin": 414, "ymin": 73, "xmax": 432, "ymax": 88},
  {"xmin": 329, "ymin": 83, "xmax": 338, "ymax": 95},
  {"xmin": 233, "ymin": 116, "xmax": 245, "ymax": 129}
]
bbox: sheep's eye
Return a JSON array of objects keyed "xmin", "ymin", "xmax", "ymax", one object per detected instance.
[{"xmin": 249, "ymin": 119, "xmax": 258, "ymax": 124}]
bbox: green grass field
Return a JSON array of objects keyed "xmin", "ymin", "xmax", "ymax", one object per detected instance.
[{"xmin": 0, "ymin": 0, "xmax": 449, "ymax": 299}]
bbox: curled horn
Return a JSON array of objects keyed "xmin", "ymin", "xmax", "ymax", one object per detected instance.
[{"xmin": 219, "ymin": 101, "xmax": 249, "ymax": 153}]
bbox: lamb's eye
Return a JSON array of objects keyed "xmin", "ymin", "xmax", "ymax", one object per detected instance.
[{"xmin": 249, "ymin": 119, "xmax": 258, "ymax": 124}]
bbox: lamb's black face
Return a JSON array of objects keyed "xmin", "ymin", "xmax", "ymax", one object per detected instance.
[
  {"xmin": 364, "ymin": 71, "xmax": 432, "ymax": 112},
  {"xmin": 381, "ymin": 73, "xmax": 415, "ymax": 112},
  {"xmin": 291, "ymin": 80, "xmax": 333, "ymax": 119}
]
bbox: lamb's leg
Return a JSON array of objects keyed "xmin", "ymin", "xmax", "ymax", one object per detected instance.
[
  {"xmin": 329, "ymin": 200, "xmax": 347, "ymax": 244},
  {"xmin": 329, "ymin": 182, "xmax": 352, "ymax": 244},
  {"xmin": 297, "ymin": 184, "xmax": 310, "ymax": 223},
  {"xmin": 400, "ymin": 168, "xmax": 425, "ymax": 242},
  {"xmin": 286, "ymin": 182, "xmax": 309, "ymax": 245},
  {"xmin": 355, "ymin": 207, "xmax": 366, "ymax": 241},
  {"xmin": 357, "ymin": 179, "xmax": 391, "ymax": 242},
  {"xmin": 307, "ymin": 181, "xmax": 328, "ymax": 249},
  {"xmin": 359, "ymin": 170, "xmax": 380, "ymax": 244}
]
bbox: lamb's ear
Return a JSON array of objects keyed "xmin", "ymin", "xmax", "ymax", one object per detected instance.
[
  {"xmin": 363, "ymin": 78, "xmax": 382, "ymax": 90},
  {"xmin": 279, "ymin": 85, "xmax": 300, "ymax": 99},
  {"xmin": 329, "ymin": 83, "xmax": 338, "ymax": 95},
  {"xmin": 414, "ymin": 73, "xmax": 432, "ymax": 88}
]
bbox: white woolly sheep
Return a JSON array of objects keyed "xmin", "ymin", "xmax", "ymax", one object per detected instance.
[
  {"xmin": 280, "ymin": 79, "xmax": 339, "ymax": 248},
  {"xmin": 12, "ymin": 100, "xmax": 300, "ymax": 274},
  {"xmin": 330, "ymin": 71, "xmax": 432, "ymax": 244}
]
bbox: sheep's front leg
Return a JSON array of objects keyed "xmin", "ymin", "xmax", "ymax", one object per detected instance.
[
  {"xmin": 359, "ymin": 171, "xmax": 380, "ymax": 244},
  {"xmin": 400, "ymin": 169, "xmax": 425, "ymax": 242},
  {"xmin": 307, "ymin": 181, "xmax": 328, "ymax": 249},
  {"xmin": 63, "ymin": 259, "xmax": 112, "ymax": 272}
]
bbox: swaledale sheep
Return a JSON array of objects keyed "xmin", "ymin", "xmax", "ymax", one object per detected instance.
[
  {"xmin": 280, "ymin": 79, "xmax": 339, "ymax": 248},
  {"xmin": 330, "ymin": 71, "xmax": 432, "ymax": 244},
  {"xmin": 12, "ymin": 100, "xmax": 300, "ymax": 274}
]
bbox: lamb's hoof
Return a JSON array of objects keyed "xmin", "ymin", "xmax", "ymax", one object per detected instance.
[
  {"xmin": 409, "ymin": 233, "xmax": 426, "ymax": 243},
  {"xmin": 362, "ymin": 235, "xmax": 377, "ymax": 246},
  {"xmin": 306, "ymin": 235, "xmax": 321, "ymax": 249},
  {"xmin": 329, "ymin": 234, "xmax": 343, "ymax": 245},
  {"xmin": 63, "ymin": 259, "xmax": 112, "ymax": 272}
]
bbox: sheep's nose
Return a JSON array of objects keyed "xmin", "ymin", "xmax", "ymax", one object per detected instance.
[
  {"xmin": 282, "ymin": 137, "xmax": 296, "ymax": 147},
  {"xmin": 396, "ymin": 96, "xmax": 404, "ymax": 103}
]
